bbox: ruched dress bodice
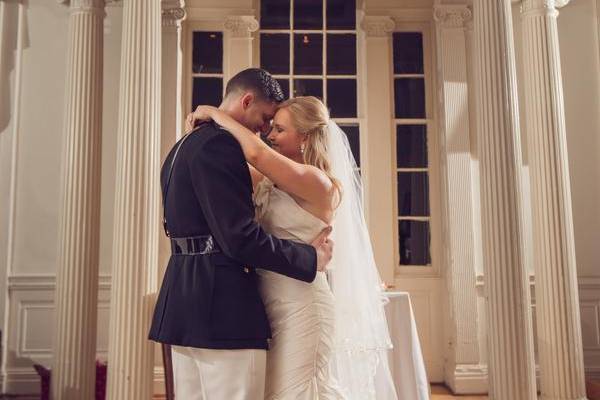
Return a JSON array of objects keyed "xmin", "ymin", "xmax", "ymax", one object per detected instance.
[{"xmin": 253, "ymin": 178, "xmax": 345, "ymax": 400}]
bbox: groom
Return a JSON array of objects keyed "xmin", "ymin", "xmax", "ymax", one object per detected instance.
[{"xmin": 148, "ymin": 68, "xmax": 333, "ymax": 399}]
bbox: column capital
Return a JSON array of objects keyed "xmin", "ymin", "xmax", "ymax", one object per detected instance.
[
  {"xmin": 162, "ymin": 0, "xmax": 186, "ymax": 27},
  {"xmin": 223, "ymin": 16, "xmax": 259, "ymax": 38},
  {"xmin": 434, "ymin": 5, "xmax": 473, "ymax": 28},
  {"xmin": 57, "ymin": 0, "xmax": 108, "ymax": 13},
  {"xmin": 361, "ymin": 16, "xmax": 395, "ymax": 37},
  {"xmin": 515, "ymin": 0, "xmax": 570, "ymax": 14}
]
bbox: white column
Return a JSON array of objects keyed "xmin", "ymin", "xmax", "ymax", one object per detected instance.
[
  {"xmin": 361, "ymin": 16, "xmax": 396, "ymax": 285},
  {"xmin": 161, "ymin": 0, "xmax": 185, "ymax": 140},
  {"xmin": 106, "ymin": 0, "xmax": 161, "ymax": 398},
  {"xmin": 52, "ymin": 1, "xmax": 104, "ymax": 398},
  {"xmin": 520, "ymin": 1, "xmax": 587, "ymax": 399},
  {"xmin": 473, "ymin": 1, "xmax": 537, "ymax": 399},
  {"xmin": 433, "ymin": 5, "xmax": 482, "ymax": 394},
  {"xmin": 159, "ymin": 0, "xmax": 185, "ymax": 278},
  {"xmin": 223, "ymin": 16, "xmax": 259, "ymax": 81}
]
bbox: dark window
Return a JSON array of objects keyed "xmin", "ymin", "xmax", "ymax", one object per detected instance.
[
  {"xmin": 293, "ymin": 79, "xmax": 323, "ymax": 99},
  {"xmin": 259, "ymin": 1, "xmax": 360, "ymax": 178},
  {"xmin": 398, "ymin": 220, "xmax": 431, "ymax": 265},
  {"xmin": 261, "ymin": 34, "xmax": 290, "ymax": 75},
  {"xmin": 327, "ymin": 79, "xmax": 357, "ymax": 118},
  {"xmin": 294, "ymin": 0, "xmax": 323, "ymax": 29},
  {"xmin": 260, "ymin": 0, "xmax": 290, "ymax": 29},
  {"xmin": 326, "ymin": 0, "xmax": 356, "ymax": 30},
  {"xmin": 192, "ymin": 78, "xmax": 223, "ymax": 110},
  {"xmin": 394, "ymin": 78, "xmax": 426, "ymax": 119},
  {"xmin": 397, "ymin": 172, "xmax": 430, "ymax": 217},
  {"xmin": 392, "ymin": 32, "xmax": 431, "ymax": 266},
  {"xmin": 327, "ymin": 34, "xmax": 356, "ymax": 75},
  {"xmin": 393, "ymin": 32, "xmax": 424, "ymax": 74},
  {"xmin": 396, "ymin": 125, "xmax": 428, "ymax": 168},
  {"xmin": 341, "ymin": 124, "xmax": 360, "ymax": 167},
  {"xmin": 192, "ymin": 32, "xmax": 223, "ymax": 74},
  {"xmin": 294, "ymin": 34, "xmax": 323, "ymax": 75}
]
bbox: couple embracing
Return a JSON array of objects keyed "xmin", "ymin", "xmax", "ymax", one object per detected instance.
[{"xmin": 149, "ymin": 68, "xmax": 397, "ymax": 400}]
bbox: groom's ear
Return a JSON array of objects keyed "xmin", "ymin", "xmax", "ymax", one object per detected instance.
[{"xmin": 241, "ymin": 92, "xmax": 255, "ymax": 110}]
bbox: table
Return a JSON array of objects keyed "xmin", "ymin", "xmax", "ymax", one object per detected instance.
[{"xmin": 383, "ymin": 291, "xmax": 431, "ymax": 400}]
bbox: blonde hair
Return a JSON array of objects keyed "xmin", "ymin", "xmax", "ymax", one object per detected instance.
[{"xmin": 278, "ymin": 96, "xmax": 342, "ymax": 207}]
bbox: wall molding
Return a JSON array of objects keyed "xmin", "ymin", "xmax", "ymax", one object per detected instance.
[
  {"xmin": 579, "ymin": 276, "xmax": 600, "ymax": 289},
  {"xmin": 8, "ymin": 273, "xmax": 111, "ymax": 291},
  {"xmin": 365, "ymin": 8, "xmax": 433, "ymax": 23},
  {"xmin": 185, "ymin": 7, "xmax": 254, "ymax": 22},
  {"xmin": 13, "ymin": 298, "xmax": 110, "ymax": 359},
  {"xmin": 475, "ymin": 273, "xmax": 600, "ymax": 290}
]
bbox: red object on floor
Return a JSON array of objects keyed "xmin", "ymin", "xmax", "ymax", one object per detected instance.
[{"xmin": 33, "ymin": 360, "xmax": 108, "ymax": 400}]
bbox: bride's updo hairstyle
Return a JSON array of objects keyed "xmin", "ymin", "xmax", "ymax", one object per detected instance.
[{"xmin": 278, "ymin": 96, "xmax": 343, "ymax": 206}]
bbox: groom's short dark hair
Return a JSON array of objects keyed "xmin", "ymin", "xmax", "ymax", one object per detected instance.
[{"xmin": 224, "ymin": 68, "xmax": 285, "ymax": 103}]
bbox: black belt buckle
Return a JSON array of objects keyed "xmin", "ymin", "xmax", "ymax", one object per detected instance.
[{"xmin": 170, "ymin": 235, "xmax": 219, "ymax": 255}]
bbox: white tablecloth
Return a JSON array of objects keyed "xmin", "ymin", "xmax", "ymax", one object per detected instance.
[{"xmin": 383, "ymin": 291, "xmax": 430, "ymax": 400}]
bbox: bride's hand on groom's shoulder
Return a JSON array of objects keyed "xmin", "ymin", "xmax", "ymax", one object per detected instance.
[
  {"xmin": 312, "ymin": 226, "xmax": 334, "ymax": 272},
  {"xmin": 185, "ymin": 105, "xmax": 219, "ymax": 133}
]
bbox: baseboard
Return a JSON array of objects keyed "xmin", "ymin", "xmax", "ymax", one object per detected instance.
[
  {"xmin": 587, "ymin": 366, "xmax": 600, "ymax": 381},
  {"xmin": 444, "ymin": 363, "xmax": 488, "ymax": 394},
  {"xmin": 2, "ymin": 368, "xmax": 39, "ymax": 395},
  {"xmin": 2, "ymin": 366, "xmax": 166, "ymax": 396}
]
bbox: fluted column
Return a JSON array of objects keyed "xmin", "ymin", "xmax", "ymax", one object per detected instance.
[
  {"xmin": 361, "ymin": 16, "xmax": 396, "ymax": 285},
  {"xmin": 106, "ymin": 0, "xmax": 161, "ymax": 398},
  {"xmin": 520, "ymin": 1, "xmax": 587, "ymax": 399},
  {"xmin": 223, "ymin": 16, "xmax": 259, "ymax": 81},
  {"xmin": 52, "ymin": 1, "xmax": 105, "ymax": 398},
  {"xmin": 433, "ymin": 5, "xmax": 482, "ymax": 394},
  {"xmin": 473, "ymin": 1, "xmax": 537, "ymax": 399}
]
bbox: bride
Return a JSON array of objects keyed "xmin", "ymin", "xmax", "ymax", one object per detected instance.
[{"xmin": 187, "ymin": 96, "xmax": 397, "ymax": 400}]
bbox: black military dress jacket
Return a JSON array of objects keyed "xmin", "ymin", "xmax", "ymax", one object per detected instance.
[{"xmin": 148, "ymin": 122, "xmax": 317, "ymax": 350}]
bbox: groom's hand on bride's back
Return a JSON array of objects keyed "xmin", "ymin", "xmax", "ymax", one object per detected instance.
[{"xmin": 311, "ymin": 226, "xmax": 334, "ymax": 272}]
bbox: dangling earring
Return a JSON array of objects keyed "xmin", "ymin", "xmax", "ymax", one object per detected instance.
[{"xmin": 300, "ymin": 143, "xmax": 306, "ymax": 154}]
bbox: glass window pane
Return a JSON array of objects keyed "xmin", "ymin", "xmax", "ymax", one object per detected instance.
[
  {"xmin": 397, "ymin": 172, "xmax": 430, "ymax": 216},
  {"xmin": 398, "ymin": 220, "xmax": 431, "ymax": 265},
  {"xmin": 260, "ymin": 34, "xmax": 290, "ymax": 75},
  {"xmin": 327, "ymin": 79, "xmax": 356, "ymax": 118},
  {"xmin": 294, "ymin": 0, "xmax": 323, "ymax": 29},
  {"xmin": 393, "ymin": 32, "xmax": 424, "ymax": 74},
  {"xmin": 277, "ymin": 79, "xmax": 290, "ymax": 99},
  {"xmin": 327, "ymin": 34, "xmax": 356, "ymax": 75},
  {"xmin": 394, "ymin": 78, "xmax": 426, "ymax": 118},
  {"xmin": 192, "ymin": 32, "xmax": 223, "ymax": 74},
  {"xmin": 326, "ymin": 0, "xmax": 356, "ymax": 30},
  {"xmin": 192, "ymin": 78, "xmax": 223, "ymax": 109},
  {"xmin": 260, "ymin": 0, "xmax": 290, "ymax": 29},
  {"xmin": 396, "ymin": 125, "xmax": 427, "ymax": 168},
  {"xmin": 293, "ymin": 79, "xmax": 323, "ymax": 99},
  {"xmin": 340, "ymin": 124, "xmax": 360, "ymax": 167},
  {"xmin": 294, "ymin": 34, "xmax": 323, "ymax": 75}
]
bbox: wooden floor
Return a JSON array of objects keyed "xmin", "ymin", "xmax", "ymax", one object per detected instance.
[
  {"xmin": 431, "ymin": 380, "xmax": 600, "ymax": 399},
  {"xmin": 431, "ymin": 385, "xmax": 487, "ymax": 399},
  {"xmin": 1, "ymin": 386, "xmax": 487, "ymax": 400},
  {"xmin": 7, "ymin": 382, "xmax": 600, "ymax": 399}
]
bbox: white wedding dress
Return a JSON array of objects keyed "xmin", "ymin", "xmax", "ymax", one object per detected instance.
[{"xmin": 253, "ymin": 177, "xmax": 347, "ymax": 400}]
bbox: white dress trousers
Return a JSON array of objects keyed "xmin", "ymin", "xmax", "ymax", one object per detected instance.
[{"xmin": 172, "ymin": 345, "xmax": 267, "ymax": 400}]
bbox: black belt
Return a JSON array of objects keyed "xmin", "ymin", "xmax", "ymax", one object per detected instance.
[{"xmin": 170, "ymin": 235, "xmax": 220, "ymax": 255}]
